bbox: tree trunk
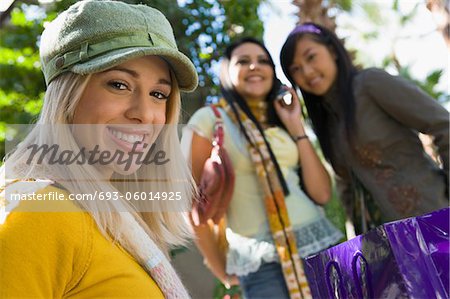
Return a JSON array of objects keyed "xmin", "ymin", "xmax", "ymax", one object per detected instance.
[{"xmin": 291, "ymin": 0, "xmax": 337, "ymax": 32}]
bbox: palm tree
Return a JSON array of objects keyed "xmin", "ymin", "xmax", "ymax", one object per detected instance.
[
  {"xmin": 291, "ymin": 0, "xmax": 355, "ymax": 32},
  {"xmin": 426, "ymin": 0, "xmax": 450, "ymax": 48},
  {"xmin": 291, "ymin": 0, "xmax": 449, "ymax": 49}
]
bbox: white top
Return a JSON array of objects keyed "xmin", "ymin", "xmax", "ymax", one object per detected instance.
[{"xmin": 183, "ymin": 106, "xmax": 343, "ymax": 276}]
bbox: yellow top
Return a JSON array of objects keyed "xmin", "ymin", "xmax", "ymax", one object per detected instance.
[{"xmin": 0, "ymin": 185, "xmax": 163, "ymax": 298}]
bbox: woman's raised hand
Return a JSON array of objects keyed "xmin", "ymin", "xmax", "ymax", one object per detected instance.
[{"xmin": 273, "ymin": 87, "xmax": 305, "ymax": 137}]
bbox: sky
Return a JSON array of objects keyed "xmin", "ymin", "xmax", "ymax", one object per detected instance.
[
  {"xmin": 0, "ymin": 0, "xmax": 14, "ymax": 12},
  {"xmin": 259, "ymin": 0, "xmax": 448, "ymax": 95},
  {"xmin": 259, "ymin": 1, "xmax": 298, "ymax": 85}
]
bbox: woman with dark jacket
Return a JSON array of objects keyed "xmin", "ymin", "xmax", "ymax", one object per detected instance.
[{"xmin": 280, "ymin": 23, "xmax": 449, "ymax": 235}]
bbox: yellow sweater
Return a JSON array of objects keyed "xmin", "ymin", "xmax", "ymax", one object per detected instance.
[{"xmin": 0, "ymin": 185, "xmax": 163, "ymax": 298}]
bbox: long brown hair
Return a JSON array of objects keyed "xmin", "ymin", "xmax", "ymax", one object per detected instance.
[
  {"xmin": 280, "ymin": 23, "xmax": 357, "ymax": 161},
  {"xmin": 220, "ymin": 37, "xmax": 290, "ymax": 195}
]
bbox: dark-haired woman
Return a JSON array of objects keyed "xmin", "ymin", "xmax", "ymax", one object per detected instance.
[
  {"xmin": 183, "ymin": 37, "xmax": 342, "ymax": 299},
  {"xmin": 280, "ymin": 23, "xmax": 449, "ymax": 236}
]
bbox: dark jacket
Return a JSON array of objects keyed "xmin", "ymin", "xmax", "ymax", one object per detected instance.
[{"xmin": 323, "ymin": 68, "xmax": 448, "ymax": 226}]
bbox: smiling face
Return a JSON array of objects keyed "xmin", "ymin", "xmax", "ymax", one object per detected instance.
[
  {"xmin": 72, "ymin": 55, "xmax": 171, "ymax": 177},
  {"xmin": 228, "ymin": 42, "xmax": 274, "ymax": 102},
  {"xmin": 289, "ymin": 36, "xmax": 338, "ymax": 96}
]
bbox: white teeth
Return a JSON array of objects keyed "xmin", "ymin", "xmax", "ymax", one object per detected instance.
[
  {"xmin": 247, "ymin": 75, "xmax": 263, "ymax": 81},
  {"xmin": 109, "ymin": 128, "xmax": 144, "ymax": 143},
  {"xmin": 310, "ymin": 77, "xmax": 321, "ymax": 86}
]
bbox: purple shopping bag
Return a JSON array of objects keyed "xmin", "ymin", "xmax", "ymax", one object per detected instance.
[{"xmin": 304, "ymin": 207, "xmax": 449, "ymax": 298}]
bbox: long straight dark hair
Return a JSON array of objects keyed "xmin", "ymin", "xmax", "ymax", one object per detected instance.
[
  {"xmin": 220, "ymin": 37, "xmax": 289, "ymax": 195},
  {"xmin": 280, "ymin": 23, "xmax": 357, "ymax": 161}
]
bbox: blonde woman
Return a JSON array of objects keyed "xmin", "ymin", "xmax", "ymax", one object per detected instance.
[{"xmin": 0, "ymin": 1, "xmax": 198, "ymax": 297}]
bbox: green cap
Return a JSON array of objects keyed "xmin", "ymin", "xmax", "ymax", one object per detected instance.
[{"xmin": 40, "ymin": 0, "xmax": 198, "ymax": 92}]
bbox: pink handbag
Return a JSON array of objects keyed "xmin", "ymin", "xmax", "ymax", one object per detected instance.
[{"xmin": 191, "ymin": 105, "xmax": 235, "ymax": 226}]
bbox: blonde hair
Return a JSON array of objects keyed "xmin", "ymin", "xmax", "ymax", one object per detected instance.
[{"xmin": 2, "ymin": 69, "xmax": 195, "ymax": 255}]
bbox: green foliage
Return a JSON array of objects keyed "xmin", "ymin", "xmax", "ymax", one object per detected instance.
[
  {"xmin": 337, "ymin": 0, "xmax": 353, "ymax": 12},
  {"xmin": 382, "ymin": 55, "xmax": 448, "ymax": 102},
  {"xmin": 392, "ymin": 0, "xmax": 399, "ymax": 11},
  {"xmin": 347, "ymin": 0, "xmax": 447, "ymax": 104},
  {"xmin": 391, "ymin": 0, "xmax": 419, "ymax": 25},
  {"xmin": 324, "ymin": 187, "xmax": 347, "ymax": 235},
  {"xmin": 0, "ymin": 3, "xmax": 49, "ymax": 157},
  {"xmin": 222, "ymin": 0, "xmax": 264, "ymax": 41},
  {"xmin": 360, "ymin": 2, "xmax": 384, "ymax": 25},
  {"xmin": 169, "ymin": 245, "xmax": 188, "ymax": 258},
  {"xmin": 213, "ymin": 278, "xmax": 241, "ymax": 299},
  {"xmin": 398, "ymin": 67, "xmax": 448, "ymax": 102}
]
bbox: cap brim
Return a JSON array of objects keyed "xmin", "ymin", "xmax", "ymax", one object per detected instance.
[{"xmin": 71, "ymin": 47, "xmax": 198, "ymax": 92}]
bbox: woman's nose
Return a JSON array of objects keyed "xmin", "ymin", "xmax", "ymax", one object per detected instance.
[
  {"xmin": 303, "ymin": 64, "xmax": 314, "ymax": 76},
  {"xmin": 125, "ymin": 93, "xmax": 155, "ymax": 124}
]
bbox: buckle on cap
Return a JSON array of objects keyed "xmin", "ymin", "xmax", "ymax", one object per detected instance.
[
  {"xmin": 55, "ymin": 56, "xmax": 65, "ymax": 69},
  {"xmin": 79, "ymin": 42, "xmax": 89, "ymax": 62}
]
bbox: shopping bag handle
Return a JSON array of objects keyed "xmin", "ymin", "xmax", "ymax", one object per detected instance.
[
  {"xmin": 351, "ymin": 251, "xmax": 374, "ymax": 299},
  {"xmin": 325, "ymin": 260, "xmax": 346, "ymax": 298}
]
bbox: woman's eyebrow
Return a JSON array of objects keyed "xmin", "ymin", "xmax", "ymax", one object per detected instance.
[
  {"xmin": 101, "ymin": 68, "xmax": 172, "ymax": 86},
  {"xmin": 158, "ymin": 78, "xmax": 172, "ymax": 87},
  {"xmin": 102, "ymin": 67, "xmax": 140, "ymax": 78},
  {"xmin": 301, "ymin": 47, "xmax": 314, "ymax": 57}
]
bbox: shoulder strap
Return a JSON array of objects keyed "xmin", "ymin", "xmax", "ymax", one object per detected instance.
[{"xmin": 210, "ymin": 105, "xmax": 224, "ymax": 147}]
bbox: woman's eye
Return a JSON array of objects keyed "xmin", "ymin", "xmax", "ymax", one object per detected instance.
[
  {"xmin": 237, "ymin": 59, "xmax": 249, "ymax": 65},
  {"xmin": 307, "ymin": 54, "xmax": 316, "ymax": 62},
  {"xmin": 259, "ymin": 59, "xmax": 271, "ymax": 65},
  {"xmin": 150, "ymin": 91, "xmax": 169, "ymax": 100},
  {"xmin": 108, "ymin": 81, "xmax": 128, "ymax": 90},
  {"xmin": 290, "ymin": 66, "xmax": 301, "ymax": 74}
]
